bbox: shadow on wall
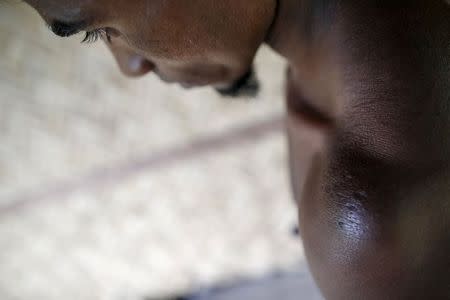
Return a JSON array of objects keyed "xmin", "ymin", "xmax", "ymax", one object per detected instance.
[{"xmin": 149, "ymin": 265, "xmax": 323, "ymax": 300}]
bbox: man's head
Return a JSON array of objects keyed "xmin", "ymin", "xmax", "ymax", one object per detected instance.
[{"xmin": 25, "ymin": 0, "xmax": 276, "ymax": 95}]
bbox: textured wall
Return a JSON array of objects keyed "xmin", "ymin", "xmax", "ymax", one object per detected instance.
[{"xmin": 0, "ymin": 2, "xmax": 309, "ymax": 300}]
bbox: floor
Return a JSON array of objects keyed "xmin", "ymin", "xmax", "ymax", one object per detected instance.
[{"xmin": 0, "ymin": 3, "xmax": 311, "ymax": 300}]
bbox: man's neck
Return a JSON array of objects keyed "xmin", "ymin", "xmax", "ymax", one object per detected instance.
[
  {"xmin": 264, "ymin": 0, "xmax": 334, "ymax": 64},
  {"xmin": 264, "ymin": 0, "xmax": 340, "ymax": 120},
  {"xmin": 265, "ymin": 0, "xmax": 301, "ymax": 58}
]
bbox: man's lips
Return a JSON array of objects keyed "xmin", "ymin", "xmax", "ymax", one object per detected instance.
[
  {"xmin": 151, "ymin": 65, "xmax": 258, "ymax": 93},
  {"xmin": 154, "ymin": 69, "xmax": 224, "ymax": 88},
  {"xmin": 214, "ymin": 67, "xmax": 259, "ymax": 98}
]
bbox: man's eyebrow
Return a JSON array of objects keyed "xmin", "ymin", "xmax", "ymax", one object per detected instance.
[{"xmin": 50, "ymin": 20, "xmax": 88, "ymax": 37}]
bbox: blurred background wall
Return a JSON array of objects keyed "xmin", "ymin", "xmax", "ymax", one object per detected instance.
[{"xmin": 0, "ymin": 2, "xmax": 313, "ymax": 299}]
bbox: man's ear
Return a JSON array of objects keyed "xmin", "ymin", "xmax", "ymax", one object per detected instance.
[{"xmin": 215, "ymin": 67, "xmax": 260, "ymax": 98}]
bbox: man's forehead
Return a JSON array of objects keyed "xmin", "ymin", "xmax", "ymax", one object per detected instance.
[{"xmin": 26, "ymin": 0, "xmax": 94, "ymax": 21}]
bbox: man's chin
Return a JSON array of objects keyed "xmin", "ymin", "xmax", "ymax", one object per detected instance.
[{"xmin": 214, "ymin": 67, "xmax": 260, "ymax": 98}]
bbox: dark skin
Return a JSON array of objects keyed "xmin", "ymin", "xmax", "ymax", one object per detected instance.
[{"xmin": 20, "ymin": 0, "xmax": 450, "ymax": 299}]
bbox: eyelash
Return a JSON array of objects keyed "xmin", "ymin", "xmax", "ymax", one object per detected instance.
[{"xmin": 82, "ymin": 29, "xmax": 111, "ymax": 43}]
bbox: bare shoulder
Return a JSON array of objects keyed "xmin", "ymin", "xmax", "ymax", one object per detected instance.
[
  {"xmin": 290, "ymin": 2, "xmax": 450, "ymax": 299},
  {"xmin": 327, "ymin": 0, "xmax": 450, "ymax": 164}
]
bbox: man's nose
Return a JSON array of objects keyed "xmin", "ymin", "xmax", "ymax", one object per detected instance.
[
  {"xmin": 119, "ymin": 54, "xmax": 154, "ymax": 77},
  {"xmin": 106, "ymin": 42, "xmax": 154, "ymax": 77}
]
